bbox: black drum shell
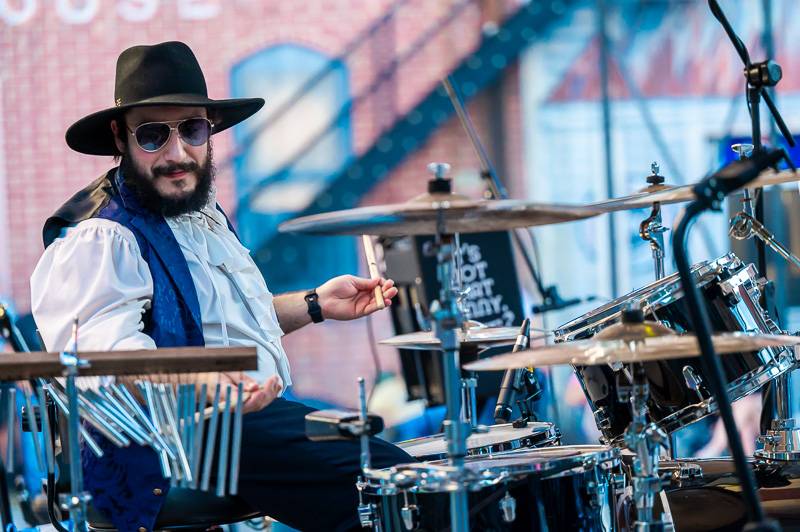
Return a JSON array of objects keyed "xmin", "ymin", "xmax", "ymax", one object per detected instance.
[
  {"xmin": 365, "ymin": 448, "xmax": 618, "ymax": 531},
  {"xmin": 556, "ymin": 255, "xmax": 793, "ymax": 443}
]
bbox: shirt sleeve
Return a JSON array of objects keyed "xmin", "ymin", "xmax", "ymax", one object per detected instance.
[{"xmin": 30, "ymin": 219, "xmax": 157, "ymax": 353}]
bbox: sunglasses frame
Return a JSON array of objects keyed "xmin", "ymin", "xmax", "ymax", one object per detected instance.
[{"xmin": 126, "ymin": 117, "xmax": 214, "ymax": 153}]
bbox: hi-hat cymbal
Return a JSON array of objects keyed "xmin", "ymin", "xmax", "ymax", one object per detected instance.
[
  {"xmin": 278, "ymin": 191, "xmax": 600, "ymax": 236},
  {"xmin": 588, "ymin": 168, "xmax": 799, "ymax": 213},
  {"xmin": 463, "ymin": 332, "xmax": 800, "ymax": 371},
  {"xmin": 380, "ymin": 326, "xmax": 545, "ymax": 350}
]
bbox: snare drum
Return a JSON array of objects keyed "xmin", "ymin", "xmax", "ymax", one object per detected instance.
[
  {"xmin": 555, "ymin": 253, "xmax": 796, "ymax": 443},
  {"xmin": 396, "ymin": 422, "xmax": 559, "ymax": 461},
  {"xmin": 361, "ymin": 445, "xmax": 619, "ymax": 531}
]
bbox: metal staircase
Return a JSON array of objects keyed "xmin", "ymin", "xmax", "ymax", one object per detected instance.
[{"xmin": 234, "ymin": 0, "xmax": 580, "ymax": 292}]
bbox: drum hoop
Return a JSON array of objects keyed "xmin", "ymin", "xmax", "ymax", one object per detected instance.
[
  {"xmin": 365, "ymin": 445, "xmax": 620, "ymax": 495},
  {"xmin": 397, "ymin": 422, "xmax": 559, "ymax": 460},
  {"xmin": 554, "ymin": 253, "xmax": 742, "ymax": 341}
]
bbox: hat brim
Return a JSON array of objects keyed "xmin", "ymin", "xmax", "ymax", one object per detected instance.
[{"xmin": 65, "ymin": 94, "xmax": 265, "ymax": 156}]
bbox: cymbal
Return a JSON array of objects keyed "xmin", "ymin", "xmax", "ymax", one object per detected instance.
[
  {"xmin": 380, "ymin": 326, "xmax": 544, "ymax": 350},
  {"xmin": 462, "ymin": 332, "xmax": 800, "ymax": 371},
  {"xmin": 588, "ymin": 169, "xmax": 799, "ymax": 213},
  {"xmin": 278, "ymin": 191, "xmax": 599, "ymax": 236}
]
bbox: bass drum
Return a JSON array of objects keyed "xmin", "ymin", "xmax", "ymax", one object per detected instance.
[
  {"xmin": 555, "ymin": 253, "xmax": 796, "ymax": 443},
  {"xmin": 396, "ymin": 422, "xmax": 560, "ymax": 461},
  {"xmin": 618, "ymin": 458, "xmax": 800, "ymax": 531},
  {"xmin": 362, "ymin": 445, "xmax": 619, "ymax": 531}
]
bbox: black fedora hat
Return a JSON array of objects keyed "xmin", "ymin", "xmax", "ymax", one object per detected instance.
[{"xmin": 65, "ymin": 41, "xmax": 264, "ymax": 156}]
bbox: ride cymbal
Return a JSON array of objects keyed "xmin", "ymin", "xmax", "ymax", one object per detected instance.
[{"xmin": 279, "ymin": 191, "xmax": 600, "ymax": 236}]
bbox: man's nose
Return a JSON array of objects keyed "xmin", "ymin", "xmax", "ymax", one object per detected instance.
[{"xmin": 162, "ymin": 128, "xmax": 189, "ymax": 163}]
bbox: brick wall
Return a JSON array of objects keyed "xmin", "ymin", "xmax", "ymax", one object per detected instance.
[{"xmin": 0, "ymin": 0, "xmax": 525, "ymax": 405}]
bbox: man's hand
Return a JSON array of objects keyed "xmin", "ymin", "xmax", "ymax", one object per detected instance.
[
  {"xmin": 214, "ymin": 373, "xmax": 282, "ymax": 415},
  {"xmin": 316, "ymin": 275, "xmax": 397, "ymax": 321}
]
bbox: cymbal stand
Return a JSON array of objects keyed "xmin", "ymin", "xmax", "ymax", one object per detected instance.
[
  {"xmin": 620, "ymin": 362, "xmax": 672, "ymax": 531},
  {"xmin": 638, "ymin": 163, "xmax": 675, "ymax": 457},
  {"xmin": 729, "ymin": 211, "xmax": 800, "ymax": 460},
  {"xmin": 639, "ymin": 163, "xmax": 669, "ymax": 281},
  {"xmin": 426, "ymin": 163, "xmax": 470, "ymax": 532},
  {"xmin": 61, "ymin": 318, "xmax": 91, "ymax": 532}
]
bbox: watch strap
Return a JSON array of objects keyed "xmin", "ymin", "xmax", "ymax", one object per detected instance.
[{"xmin": 304, "ymin": 290, "xmax": 324, "ymax": 323}]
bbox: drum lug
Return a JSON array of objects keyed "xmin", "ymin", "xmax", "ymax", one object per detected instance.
[
  {"xmin": 611, "ymin": 473, "xmax": 628, "ymax": 492},
  {"xmin": 400, "ymin": 504, "xmax": 418, "ymax": 530},
  {"xmin": 671, "ymin": 463, "xmax": 703, "ymax": 483},
  {"xmin": 585, "ymin": 478, "xmax": 608, "ymax": 509},
  {"xmin": 499, "ymin": 492, "xmax": 517, "ymax": 523},
  {"xmin": 682, "ymin": 366, "xmax": 703, "ymax": 394},
  {"xmin": 594, "ymin": 407, "xmax": 612, "ymax": 430},
  {"xmin": 356, "ymin": 477, "xmax": 378, "ymax": 529},
  {"xmin": 400, "ymin": 490, "xmax": 418, "ymax": 531}
]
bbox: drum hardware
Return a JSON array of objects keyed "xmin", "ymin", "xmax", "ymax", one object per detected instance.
[
  {"xmin": 730, "ymin": 210, "xmax": 800, "ymax": 272},
  {"xmin": 499, "ymin": 491, "xmax": 516, "ymax": 523},
  {"xmin": 639, "ymin": 162, "xmax": 670, "ymax": 281},
  {"xmin": 618, "ymin": 349, "xmax": 673, "ymax": 530},
  {"xmin": 61, "ymin": 318, "xmax": 91, "ymax": 532},
  {"xmin": 732, "ymin": 143, "xmax": 756, "ymax": 217},
  {"xmin": 424, "ymin": 163, "xmax": 470, "ymax": 532},
  {"xmin": 459, "ymin": 375, "xmax": 479, "ymax": 429},
  {"xmin": 672, "ymin": 149, "xmax": 789, "ymax": 531}
]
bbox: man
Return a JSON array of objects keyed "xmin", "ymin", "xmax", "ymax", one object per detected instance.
[{"xmin": 30, "ymin": 41, "xmax": 413, "ymax": 532}]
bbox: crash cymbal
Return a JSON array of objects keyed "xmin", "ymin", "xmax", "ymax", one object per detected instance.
[
  {"xmin": 462, "ymin": 332, "xmax": 800, "ymax": 371},
  {"xmin": 380, "ymin": 325, "xmax": 545, "ymax": 350},
  {"xmin": 588, "ymin": 168, "xmax": 799, "ymax": 213},
  {"xmin": 278, "ymin": 190, "xmax": 599, "ymax": 236}
]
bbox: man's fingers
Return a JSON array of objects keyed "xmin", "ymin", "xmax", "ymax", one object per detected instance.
[{"xmin": 351, "ymin": 276, "xmax": 381, "ymax": 290}]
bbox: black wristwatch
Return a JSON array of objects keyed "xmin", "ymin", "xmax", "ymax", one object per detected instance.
[{"xmin": 304, "ymin": 289, "xmax": 324, "ymax": 323}]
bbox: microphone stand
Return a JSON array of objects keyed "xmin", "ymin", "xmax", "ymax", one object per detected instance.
[
  {"xmin": 708, "ymin": 0, "xmax": 799, "ymax": 461},
  {"xmin": 707, "ymin": 0, "xmax": 796, "ymax": 288},
  {"xmin": 673, "ymin": 150, "xmax": 786, "ymax": 532}
]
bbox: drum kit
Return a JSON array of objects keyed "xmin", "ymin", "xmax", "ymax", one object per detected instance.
[{"xmin": 279, "ymin": 152, "xmax": 800, "ymax": 531}]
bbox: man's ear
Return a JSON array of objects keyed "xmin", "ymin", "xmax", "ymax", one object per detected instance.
[{"xmin": 110, "ymin": 119, "xmax": 126, "ymax": 154}]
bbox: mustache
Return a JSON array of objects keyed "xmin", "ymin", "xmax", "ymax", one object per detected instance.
[{"xmin": 152, "ymin": 161, "xmax": 199, "ymax": 177}]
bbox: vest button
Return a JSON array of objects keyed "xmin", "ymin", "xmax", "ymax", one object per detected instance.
[
  {"xmin": 153, "ymin": 488, "xmax": 162, "ymax": 496},
  {"xmin": 139, "ymin": 527, "xmax": 147, "ymax": 532}
]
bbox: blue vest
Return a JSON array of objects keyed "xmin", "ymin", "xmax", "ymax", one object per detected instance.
[{"xmin": 44, "ymin": 169, "xmax": 230, "ymax": 532}]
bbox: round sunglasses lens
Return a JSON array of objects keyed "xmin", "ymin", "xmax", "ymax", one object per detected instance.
[
  {"xmin": 178, "ymin": 118, "xmax": 211, "ymax": 146},
  {"xmin": 135, "ymin": 123, "xmax": 171, "ymax": 151}
]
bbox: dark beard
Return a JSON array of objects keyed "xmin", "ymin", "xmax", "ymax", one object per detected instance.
[{"xmin": 119, "ymin": 144, "xmax": 214, "ymax": 217}]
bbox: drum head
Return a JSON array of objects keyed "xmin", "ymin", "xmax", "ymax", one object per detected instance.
[{"xmin": 397, "ymin": 422, "xmax": 557, "ymax": 459}]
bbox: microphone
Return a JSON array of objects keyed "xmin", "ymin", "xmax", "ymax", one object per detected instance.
[
  {"xmin": 493, "ymin": 319, "xmax": 531, "ymax": 424},
  {"xmin": 531, "ymin": 289, "xmax": 597, "ymax": 315}
]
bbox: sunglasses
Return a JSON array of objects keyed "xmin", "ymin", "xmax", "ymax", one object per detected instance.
[{"xmin": 126, "ymin": 117, "xmax": 213, "ymax": 153}]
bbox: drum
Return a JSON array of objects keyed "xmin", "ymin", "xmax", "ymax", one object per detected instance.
[
  {"xmin": 396, "ymin": 422, "xmax": 559, "ymax": 461},
  {"xmin": 361, "ymin": 445, "xmax": 619, "ymax": 531},
  {"xmin": 617, "ymin": 457, "xmax": 800, "ymax": 531},
  {"xmin": 555, "ymin": 253, "xmax": 796, "ymax": 443}
]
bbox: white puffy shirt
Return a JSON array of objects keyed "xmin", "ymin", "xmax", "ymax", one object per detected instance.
[{"xmin": 29, "ymin": 198, "xmax": 291, "ymax": 388}]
